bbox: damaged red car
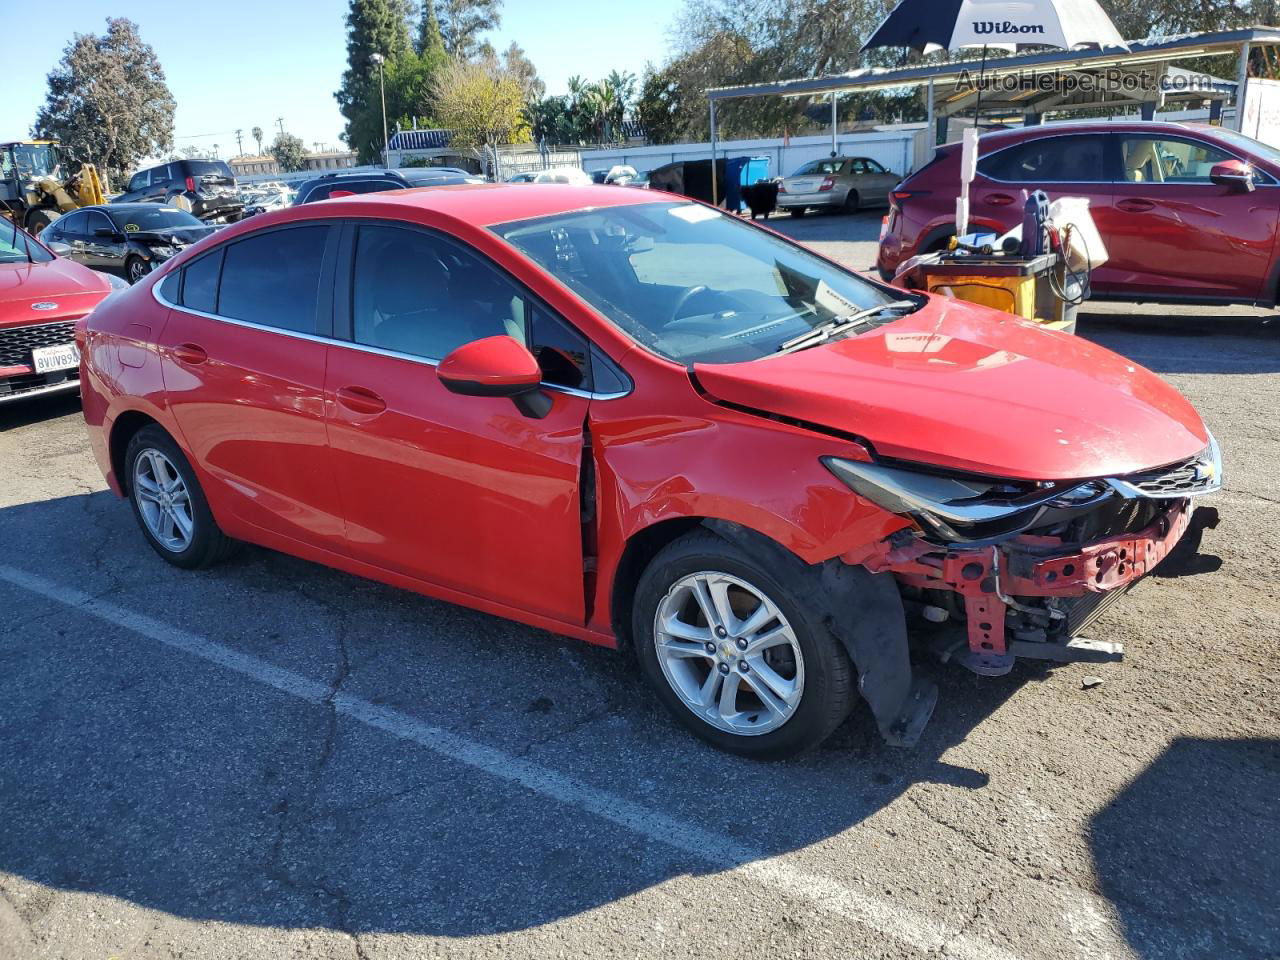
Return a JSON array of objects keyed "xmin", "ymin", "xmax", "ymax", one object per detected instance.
[{"xmin": 79, "ymin": 185, "xmax": 1220, "ymax": 759}]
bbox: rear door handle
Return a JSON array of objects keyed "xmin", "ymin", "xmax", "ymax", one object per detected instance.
[
  {"xmin": 335, "ymin": 385, "xmax": 387, "ymax": 415},
  {"xmin": 985, "ymin": 193, "xmax": 1016, "ymax": 206},
  {"xmin": 173, "ymin": 343, "xmax": 207, "ymax": 364},
  {"xmin": 1117, "ymin": 198, "xmax": 1156, "ymax": 213}
]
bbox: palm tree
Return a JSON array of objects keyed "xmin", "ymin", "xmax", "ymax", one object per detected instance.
[
  {"xmin": 590, "ymin": 82, "xmax": 619, "ymax": 143},
  {"xmin": 251, "ymin": 126, "xmax": 264, "ymax": 156}
]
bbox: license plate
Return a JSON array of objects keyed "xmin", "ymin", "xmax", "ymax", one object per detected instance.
[{"xmin": 32, "ymin": 343, "xmax": 80, "ymax": 374}]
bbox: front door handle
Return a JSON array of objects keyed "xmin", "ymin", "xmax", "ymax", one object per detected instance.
[
  {"xmin": 985, "ymin": 193, "xmax": 1016, "ymax": 206},
  {"xmin": 173, "ymin": 343, "xmax": 207, "ymax": 364},
  {"xmin": 1117, "ymin": 198, "xmax": 1156, "ymax": 213},
  {"xmin": 336, "ymin": 385, "xmax": 387, "ymax": 415}
]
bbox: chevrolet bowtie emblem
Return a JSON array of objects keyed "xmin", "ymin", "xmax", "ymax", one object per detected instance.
[{"xmin": 31, "ymin": 302, "xmax": 58, "ymax": 311}]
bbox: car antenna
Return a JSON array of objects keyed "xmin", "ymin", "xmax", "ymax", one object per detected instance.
[{"xmin": 8, "ymin": 205, "xmax": 30, "ymax": 264}]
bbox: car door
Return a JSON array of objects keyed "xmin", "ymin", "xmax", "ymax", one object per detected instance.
[
  {"xmin": 971, "ymin": 133, "xmax": 1114, "ymax": 246},
  {"xmin": 323, "ymin": 221, "xmax": 593, "ymax": 624},
  {"xmin": 859, "ymin": 158, "xmax": 898, "ymax": 207},
  {"xmin": 1105, "ymin": 134, "xmax": 1279, "ymax": 300},
  {"xmin": 155, "ymin": 222, "xmax": 346, "ymax": 547},
  {"xmin": 51, "ymin": 210, "xmax": 91, "ymax": 265},
  {"xmin": 81, "ymin": 210, "xmax": 127, "ymax": 272}
]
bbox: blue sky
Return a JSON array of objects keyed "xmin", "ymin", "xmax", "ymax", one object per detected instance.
[{"xmin": 2, "ymin": 0, "xmax": 684, "ymax": 158}]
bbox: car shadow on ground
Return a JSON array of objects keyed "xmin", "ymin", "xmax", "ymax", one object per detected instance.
[
  {"xmin": 1076, "ymin": 309, "xmax": 1280, "ymax": 375},
  {"xmin": 0, "ymin": 390, "xmax": 81, "ymax": 432},
  {"xmin": 1089, "ymin": 736, "xmax": 1280, "ymax": 959},
  {"xmin": 0, "ymin": 489, "xmax": 1076, "ymax": 941}
]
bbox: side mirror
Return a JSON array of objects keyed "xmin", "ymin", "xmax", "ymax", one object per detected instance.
[
  {"xmin": 1209, "ymin": 159, "xmax": 1255, "ymax": 192},
  {"xmin": 46, "ymin": 241, "xmax": 72, "ymax": 256},
  {"xmin": 437, "ymin": 336, "xmax": 551, "ymax": 419},
  {"xmin": 94, "ymin": 227, "xmax": 124, "ymax": 240}
]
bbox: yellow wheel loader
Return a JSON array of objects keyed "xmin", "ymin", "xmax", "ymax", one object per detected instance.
[{"xmin": 0, "ymin": 140, "xmax": 107, "ymax": 235}]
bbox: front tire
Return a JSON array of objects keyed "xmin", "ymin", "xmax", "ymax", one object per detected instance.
[
  {"xmin": 125, "ymin": 425, "xmax": 237, "ymax": 569},
  {"xmin": 632, "ymin": 529, "xmax": 855, "ymax": 760},
  {"xmin": 125, "ymin": 255, "xmax": 150, "ymax": 284}
]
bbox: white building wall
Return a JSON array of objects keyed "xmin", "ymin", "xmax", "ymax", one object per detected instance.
[{"xmin": 580, "ymin": 127, "xmax": 927, "ymax": 180}]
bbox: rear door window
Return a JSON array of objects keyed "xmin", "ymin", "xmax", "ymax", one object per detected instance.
[
  {"xmin": 55, "ymin": 211, "xmax": 89, "ymax": 241},
  {"xmin": 217, "ymin": 226, "xmax": 329, "ymax": 334},
  {"xmin": 979, "ymin": 135, "xmax": 1109, "ymax": 182}
]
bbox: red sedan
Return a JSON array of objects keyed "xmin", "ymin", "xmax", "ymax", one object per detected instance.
[
  {"xmin": 80, "ymin": 184, "xmax": 1220, "ymax": 758},
  {"xmin": 879, "ymin": 120, "xmax": 1280, "ymax": 306},
  {"xmin": 1, "ymin": 223, "xmax": 119, "ymax": 404}
]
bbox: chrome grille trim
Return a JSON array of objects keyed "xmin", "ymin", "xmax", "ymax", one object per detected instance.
[
  {"xmin": 0, "ymin": 320, "xmax": 78, "ymax": 368},
  {"xmin": 1109, "ymin": 433, "xmax": 1222, "ymax": 500}
]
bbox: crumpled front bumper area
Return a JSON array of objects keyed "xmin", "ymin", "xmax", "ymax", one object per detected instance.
[{"xmin": 857, "ymin": 498, "xmax": 1200, "ymax": 675}]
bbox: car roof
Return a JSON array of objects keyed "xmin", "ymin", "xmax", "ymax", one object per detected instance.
[
  {"xmin": 975, "ymin": 118, "xmax": 1201, "ymax": 147},
  {"xmin": 284, "ymin": 183, "xmax": 671, "ymax": 228}
]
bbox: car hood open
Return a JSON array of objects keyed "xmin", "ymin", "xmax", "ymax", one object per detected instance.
[{"xmin": 692, "ymin": 297, "xmax": 1209, "ymax": 482}]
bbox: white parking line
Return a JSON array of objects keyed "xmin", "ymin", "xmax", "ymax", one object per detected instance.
[{"xmin": 0, "ymin": 564, "xmax": 1025, "ymax": 960}]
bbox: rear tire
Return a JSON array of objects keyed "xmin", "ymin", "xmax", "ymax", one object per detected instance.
[
  {"xmin": 125, "ymin": 425, "xmax": 237, "ymax": 569},
  {"xmin": 843, "ymin": 190, "xmax": 860, "ymax": 214},
  {"xmin": 788, "ymin": 207, "xmax": 807, "ymax": 218},
  {"xmin": 632, "ymin": 529, "xmax": 855, "ymax": 760}
]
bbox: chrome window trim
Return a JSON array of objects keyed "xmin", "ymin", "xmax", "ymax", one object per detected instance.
[{"xmin": 152, "ymin": 279, "xmax": 631, "ymax": 400}]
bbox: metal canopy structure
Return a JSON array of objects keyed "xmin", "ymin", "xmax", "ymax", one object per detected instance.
[{"xmin": 704, "ymin": 26, "xmax": 1280, "ymax": 201}]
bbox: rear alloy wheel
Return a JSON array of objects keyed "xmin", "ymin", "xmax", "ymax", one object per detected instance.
[
  {"xmin": 126, "ymin": 425, "xmax": 237, "ymax": 569},
  {"xmin": 633, "ymin": 529, "xmax": 854, "ymax": 759},
  {"xmin": 125, "ymin": 256, "xmax": 150, "ymax": 284}
]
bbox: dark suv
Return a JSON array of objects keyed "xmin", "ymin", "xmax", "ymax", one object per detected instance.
[
  {"xmin": 292, "ymin": 167, "xmax": 483, "ymax": 204},
  {"xmin": 113, "ymin": 159, "xmax": 244, "ymax": 223}
]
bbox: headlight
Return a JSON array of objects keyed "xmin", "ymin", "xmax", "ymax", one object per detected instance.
[
  {"xmin": 149, "ymin": 245, "xmax": 178, "ymax": 260},
  {"xmin": 104, "ymin": 272, "xmax": 129, "ymax": 291},
  {"xmin": 822, "ymin": 457, "xmax": 1113, "ymax": 543}
]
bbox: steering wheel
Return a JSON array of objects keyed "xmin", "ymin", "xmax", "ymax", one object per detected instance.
[{"xmin": 669, "ymin": 284, "xmax": 710, "ymax": 323}]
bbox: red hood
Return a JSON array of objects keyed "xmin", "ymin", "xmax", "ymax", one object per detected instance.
[
  {"xmin": 0, "ymin": 257, "xmax": 112, "ymax": 328},
  {"xmin": 693, "ymin": 298, "xmax": 1209, "ymax": 481}
]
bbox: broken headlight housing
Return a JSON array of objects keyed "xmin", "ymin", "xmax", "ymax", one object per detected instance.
[{"xmin": 821, "ymin": 457, "xmax": 1115, "ymax": 543}]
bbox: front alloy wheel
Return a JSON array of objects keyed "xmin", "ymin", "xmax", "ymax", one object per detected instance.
[
  {"xmin": 654, "ymin": 572, "xmax": 804, "ymax": 736},
  {"xmin": 127, "ymin": 257, "xmax": 150, "ymax": 284},
  {"xmin": 633, "ymin": 529, "xmax": 855, "ymax": 759}
]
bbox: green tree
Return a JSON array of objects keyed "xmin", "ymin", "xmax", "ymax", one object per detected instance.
[
  {"xmin": 335, "ymin": 0, "xmax": 413, "ymax": 163},
  {"xmin": 502, "ymin": 42, "xmax": 544, "ymax": 101},
  {"xmin": 32, "ymin": 17, "xmax": 175, "ymax": 184},
  {"xmin": 251, "ymin": 125, "xmax": 264, "ymax": 155},
  {"xmin": 431, "ymin": 58, "xmax": 529, "ymax": 154},
  {"xmin": 635, "ymin": 64, "xmax": 684, "ymax": 144},
  {"xmin": 437, "ymin": 0, "xmax": 502, "ymax": 59},
  {"xmin": 270, "ymin": 132, "xmax": 308, "ymax": 171},
  {"xmin": 525, "ymin": 95, "xmax": 573, "ymax": 143},
  {"xmin": 415, "ymin": 0, "xmax": 445, "ymax": 54}
]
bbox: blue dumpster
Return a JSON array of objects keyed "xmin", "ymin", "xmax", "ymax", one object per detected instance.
[{"xmin": 724, "ymin": 156, "xmax": 771, "ymax": 212}]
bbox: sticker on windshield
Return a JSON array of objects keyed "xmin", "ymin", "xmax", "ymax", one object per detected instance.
[
  {"xmin": 668, "ymin": 204, "xmax": 721, "ymax": 224},
  {"xmin": 123, "ymin": 223, "xmax": 139, "ymax": 232}
]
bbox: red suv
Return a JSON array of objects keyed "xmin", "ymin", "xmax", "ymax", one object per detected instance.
[
  {"xmin": 879, "ymin": 120, "xmax": 1280, "ymax": 306},
  {"xmin": 80, "ymin": 185, "xmax": 1219, "ymax": 758}
]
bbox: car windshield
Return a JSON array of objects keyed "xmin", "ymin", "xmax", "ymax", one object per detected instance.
[
  {"xmin": 0, "ymin": 224, "xmax": 54, "ymax": 264},
  {"xmin": 1201, "ymin": 126, "xmax": 1280, "ymax": 168},
  {"xmin": 493, "ymin": 201, "xmax": 906, "ymax": 364},
  {"xmin": 111, "ymin": 207, "xmax": 204, "ymax": 232}
]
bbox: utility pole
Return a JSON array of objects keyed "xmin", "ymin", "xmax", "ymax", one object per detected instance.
[
  {"xmin": 212, "ymin": 143, "xmax": 220, "ymax": 159},
  {"xmin": 371, "ymin": 53, "xmax": 389, "ymax": 168},
  {"xmin": 235, "ymin": 129, "xmax": 243, "ymax": 156},
  {"xmin": 277, "ymin": 117, "xmax": 285, "ymax": 137}
]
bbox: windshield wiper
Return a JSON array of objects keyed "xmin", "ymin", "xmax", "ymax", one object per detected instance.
[{"xmin": 776, "ymin": 300, "xmax": 917, "ymax": 355}]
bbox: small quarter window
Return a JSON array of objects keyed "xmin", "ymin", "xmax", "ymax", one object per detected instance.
[{"xmin": 181, "ymin": 250, "xmax": 222, "ymax": 314}]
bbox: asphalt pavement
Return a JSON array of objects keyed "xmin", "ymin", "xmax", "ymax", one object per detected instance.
[{"xmin": 0, "ymin": 212, "xmax": 1276, "ymax": 960}]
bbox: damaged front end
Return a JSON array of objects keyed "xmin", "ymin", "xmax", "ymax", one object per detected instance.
[{"xmin": 829, "ymin": 436, "xmax": 1222, "ymax": 676}]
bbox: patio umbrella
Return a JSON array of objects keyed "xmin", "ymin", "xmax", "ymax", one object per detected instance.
[{"xmin": 862, "ymin": 0, "xmax": 1125, "ymax": 56}]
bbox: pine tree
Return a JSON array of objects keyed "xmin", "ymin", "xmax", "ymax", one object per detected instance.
[
  {"xmin": 334, "ymin": 0, "xmax": 413, "ymax": 162},
  {"xmin": 416, "ymin": 0, "xmax": 445, "ymax": 55}
]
